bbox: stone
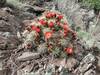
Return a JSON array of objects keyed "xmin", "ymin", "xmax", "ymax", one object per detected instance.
[
  {"xmin": 97, "ymin": 56, "xmax": 100, "ymax": 72},
  {"xmin": 17, "ymin": 69, "xmax": 25, "ymax": 75},
  {"xmin": 74, "ymin": 53, "xmax": 96, "ymax": 75},
  {"xmin": 55, "ymin": 0, "xmax": 85, "ymax": 30},
  {"xmin": 0, "ymin": 36, "xmax": 7, "ymax": 50},
  {"xmin": 66, "ymin": 57, "xmax": 79, "ymax": 71},
  {"xmin": 81, "ymin": 53, "xmax": 95, "ymax": 64},
  {"xmin": 18, "ymin": 11, "xmax": 36, "ymax": 20},
  {"xmin": 0, "ymin": 34, "xmax": 20, "ymax": 50},
  {"xmin": 0, "ymin": 8, "xmax": 20, "ymax": 34},
  {"xmin": 49, "ymin": 59, "xmax": 66, "ymax": 67},
  {"xmin": 55, "ymin": 0, "xmax": 96, "ymax": 32},
  {"xmin": 17, "ymin": 63, "xmax": 34, "ymax": 75},
  {"xmin": 22, "ymin": 20, "xmax": 33, "ymax": 29},
  {"xmin": 88, "ymin": 10, "xmax": 95, "ymax": 19},
  {"xmin": 93, "ymin": 23, "xmax": 100, "ymax": 42},
  {"xmin": 17, "ymin": 52, "xmax": 40, "ymax": 61},
  {"xmin": 0, "ymin": 20, "xmax": 12, "ymax": 32},
  {"xmin": 0, "ymin": 69, "xmax": 11, "ymax": 75},
  {"xmin": 55, "ymin": 0, "xmax": 80, "ymax": 15},
  {"xmin": 2, "ymin": 32, "xmax": 11, "ymax": 38},
  {"xmin": 1, "ymin": 7, "xmax": 13, "ymax": 14},
  {"xmin": 0, "ymin": 61, "xmax": 3, "ymax": 70},
  {"xmin": 6, "ymin": 35, "xmax": 20, "ymax": 49},
  {"xmin": 71, "ymin": 11, "xmax": 85, "ymax": 30},
  {"xmin": 23, "ymin": 5, "xmax": 45, "ymax": 13},
  {"xmin": 84, "ymin": 69, "xmax": 96, "ymax": 75},
  {"xmin": 18, "ymin": 0, "xmax": 42, "ymax": 6}
]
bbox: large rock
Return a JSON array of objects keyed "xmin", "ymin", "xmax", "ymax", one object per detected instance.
[
  {"xmin": 0, "ymin": 7, "xmax": 21, "ymax": 50},
  {"xmin": 55, "ymin": 0, "xmax": 95, "ymax": 31},
  {"xmin": 74, "ymin": 53, "xmax": 96, "ymax": 75},
  {"xmin": 0, "ymin": 8, "xmax": 20, "ymax": 34},
  {"xmin": 55, "ymin": 0, "xmax": 82, "ymax": 27},
  {"xmin": 55, "ymin": 0, "xmax": 80, "ymax": 16}
]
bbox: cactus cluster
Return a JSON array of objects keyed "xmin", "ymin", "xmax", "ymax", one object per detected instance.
[{"xmin": 23, "ymin": 10, "xmax": 77, "ymax": 58}]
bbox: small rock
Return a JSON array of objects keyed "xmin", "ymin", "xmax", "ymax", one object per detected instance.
[
  {"xmin": 2, "ymin": 32, "xmax": 11, "ymax": 38},
  {"xmin": 0, "ymin": 61, "xmax": 3, "ymax": 70},
  {"xmin": 22, "ymin": 64, "xmax": 33, "ymax": 73},
  {"xmin": 97, "ymin": 56, "xmax": 100, "ymax": 71},
  {"xmin": 0, "ymin": 36, "xmax": 7, "ymax": 50},
  {"xmin": 17, "ymin": 52, "xmax": 40, "ymax": 61},
  {"xmin": 88, "ymin": 10, "xmax": 95, "ymax": 19},
  {"xmin": 84, "ymin": 69, "xmax": 96, "ymax": 75},
  {"xmin": 23, "ymin": 5, "xmax": 45, "ymax": 12},
  {"xmin": 17, "ymin": 69, "xmax": 25, "ymax": 75},
  {"xmin": 0, "ymin": 69, "xmax": 11, "ymax": 75},
  {"xmin": 7, "ymin": 35, "xmax": 20, "ymax": 49},
  {"xmin": 1, "ymin": 7, "xmax": 13, "ymax": 14},
  {"xmin": 0, "ymin": 34, "xmax": 20, "ymax": 50},
  {"xmin": 0, "ymin": 20, "xmax": 12, "ymax": 32},
  {"xmin": 50, "ymin": 59, "xmax": 66, "ymax": 67},
  {"xmin": 66, "ymin": 57, "xmax": 79, "ymax": 71},
  {"xmin": 18, "ymin": 11, "xmax": 36, "ymax": 20},
  {"xmin": 22, "ymin": 20, "xmax": 33, "ymax": 29}
]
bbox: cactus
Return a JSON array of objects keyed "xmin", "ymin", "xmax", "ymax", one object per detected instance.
[{"xmin": 23, "ymin": 11, "xmax": 76, "ymax": 58}]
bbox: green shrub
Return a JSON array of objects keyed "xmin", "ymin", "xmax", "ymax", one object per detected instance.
[{"xmin": 80, "ymin": 0, "xmax": 100, "ymax": 14}]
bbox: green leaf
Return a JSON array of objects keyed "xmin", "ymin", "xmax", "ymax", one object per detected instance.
[
  {"xmin": 52, "ymin": 47, "xmax": 61, "ymax": 57},
  {"xmin": 60, "ymin": 51, "xmax": 67, "ymax": 58}
]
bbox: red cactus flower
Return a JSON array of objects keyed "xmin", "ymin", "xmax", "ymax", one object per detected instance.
[
  {"xmin": 31, "ymin": 25, "xmax": 36, "ymax": 30},
  {"xmin": 65, "ymin": 47, "xmax": 73, "ymax": 54},
  {"xmin": 63, "ymin": 25, "xmax": 69, "ymax": 30},
  {"xmin": 58, "ymin": 15, "xmax": 63, "ymax": 20},
  {"xmin": 48, "ymin": 21, "xmax": 54, "ymax": 28},
  {"xmin": 56, "ymin": 22, "xmax": 61, "ymax": 26},
  {"xmin": 51, "ymin": 12, "xmax": 56, "ymax": 17},
  {"xmin": 52, "ymin": 28, "xmax": 55, "ymax": 32},
  {"xmin": 46, "ymin": 13, "xmax": 52, "ymax": 18},
  {"xmin": 39, "ymin": 19, "xmax": 47, "ymax": 25},
  {"xmin": 63, "ymin": 22, "xmax": 68, "ymax": 25},
  {"xmin": 46, "ymin": 12, "xmax": 56, "ymax": 18},
  {"xmin": 31, "ymin": 25, "xmax": 41, "ymax": 33},
  {"xmin": 35, "ymin": 27, "xmax": 41, "ymax": 33},
  {"xmin": 45, "ymin": 32, "xmax": 52, "ymax": 39},
  {"xmin": 64, "ymin": 31, "xmax": 68, "ymax": 37}
]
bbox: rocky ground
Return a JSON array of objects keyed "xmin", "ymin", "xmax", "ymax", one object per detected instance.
[{"xmin": 0, "ymin": 0, "xmax": 100, "ymax": 75}]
